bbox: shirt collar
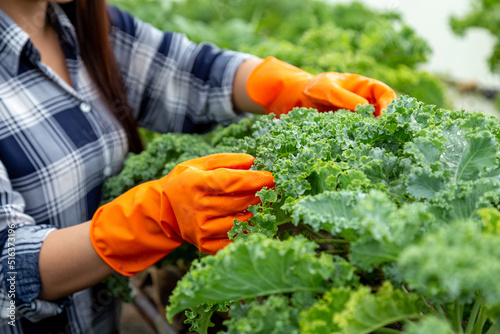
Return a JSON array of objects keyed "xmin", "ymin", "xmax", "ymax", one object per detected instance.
[
  {"xmin": 0, "ymin": 3, "xmax": 79, "ymax": 76},
  {"xmin": 0, "ymin": 8, "xmax": 30, "ymax": 75},
  {"xmin": 47, "ymin": 3, "xmax": 79, "ymax": 52}
]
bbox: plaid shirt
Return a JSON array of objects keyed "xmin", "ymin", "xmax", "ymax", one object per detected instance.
[{"xmin": 0, "ymin": 3, "xmax": 251, "ymax": 333}]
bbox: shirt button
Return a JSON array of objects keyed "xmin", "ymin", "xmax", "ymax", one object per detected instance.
[
  {"xmin": 80, "ymin": 102, "xmax": 91, "ymax": 113},
  {"xmin": 103, "ymin": 166, "xmax": 112, "ymax": 177}
]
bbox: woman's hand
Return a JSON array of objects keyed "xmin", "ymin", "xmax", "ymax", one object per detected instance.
[
  {"xmin": 245, "ymin": 57, "xmax": 397, "ymax": 117},
  {"xmin": 90, "ymin": 153, "xmax": 274, "ymax": 276}
]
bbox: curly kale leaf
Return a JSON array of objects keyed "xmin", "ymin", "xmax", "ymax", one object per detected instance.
[
  {"xmin": 291, "ymin": 190, "xmax": 437, "ymax": 271},
  {"xmin": 398, "ymin": 221, "xmax": 500, "ymax": 306},
  {"xmin": 166, "ymin": 234, "xmax": 357, "ymax": 322},
  {"xmin": 291, "ymin": 190, "xmax": 365, "ymax": 235},
  {"xmin": 299, "ymin": 287, "xmax": 351, "ymax": 334},
  {"xmin": 209, "ymin": 117, "xmax": 256, "ymax": 148},
  {"xmin": 245, "ymin": 107, "xmax": 410, "ymax": 203},
  {"xmin": 184, "ymin": 304, "xmax": 226, "ymax": 333},
  {"xmin": 300, "ymin": 283, "xmax": 425, "ymax": 334},
  {"xmin": 405, "ymin": 126, "xmax": 499, "ymax": 198},
  {"xmin": 223, "ymin": 295, "xmax": 301, "ymax": 334},
  {"xmin": 229, "ymin": 188, "xmax": 279, "ymax": 239},
  {"xmin": 403, "ymin": 316, "xmax": 454, "ymax": 334}
]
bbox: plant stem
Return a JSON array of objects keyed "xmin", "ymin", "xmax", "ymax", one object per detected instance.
[
  {"xmin": 299, "ymin": 223, "xmax": 324, "ymax": 239},
  {"xmin": 299, "ymin": 223, "xmax": 350, "ymax": 244},
  {"xmin": 471, "ymin": 305, "xmax": 487, "ymax": 334},
  {"xmin": 485, "ymin": 323, "xmax": 498, "ymax": 334},
  {"xmin": 422, "ymin": 297, "xmax": 440, "ymax": 315},
  {"xmin": 322, "ymin": 249, "xmax": 344, "ymax": 254},
  {"xmin": 455, "ymin": 301, "xmax": 464, "ymax": 334},
  {"xmin": 465, "ymin": 296, "xmax": 483, "ymax": 334},
  {"xmin": 439, "ymin": 304, "xmax": 448, "ymax": 318},
  {"xmin": 276, "ymin": 217, "xmax": 292, "ymax": 226},
  {"xmin": 374, "ymin": 328, "xmax": 401, "ymax": 334},
  {"xmin": 313, "ymin": 238, "xmax": 350, "ymax": 244}
]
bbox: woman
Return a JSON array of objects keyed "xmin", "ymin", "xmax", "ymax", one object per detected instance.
[{"xmin": 0, "ymin": 0, "xmax": 396, "ymax": 333}]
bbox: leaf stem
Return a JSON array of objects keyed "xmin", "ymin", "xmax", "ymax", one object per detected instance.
[
  {"xmin": 465, "ymin": 296, "xmax": 483, "ymax": 334},
  {"xmin": 298, "ymin": 224, "xmax": 350, "ymax": 244},
  {"xmin": 374, "ymin": 328, "xmax": 401, "ymax": 334},
  {"xmin": 422, "ymin": 297, "xmax": 442, "ymax": 316},
  {"xmin": 439, "ymin": 304, "xmax": 448, "ymax": 318},
  {"xmin": 314, "ymin": 238, "xmax": 350, "ymax": 244},
  {"xmin": 471, "ymin": 304, "xmax": 488, "ymax": 334},
  {"xmin": 322, "ymin": 249, "xmax": 344, "ymax": 254},
  {"xmin": 299, "ymin": 223, "xmax": 324, "ymax": 239},
  {"xmin": 484, "ymin": 323, "xmax": 498, "ymax": 334},
  {"xmin": 455, "ymin": 301, "xmax": 464, "ymax": 334},
  {"xmin": 276, "ymin": 217, "xmax": 292, "ymax": 226}
]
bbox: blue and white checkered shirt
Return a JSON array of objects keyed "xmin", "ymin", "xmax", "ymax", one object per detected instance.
[{"xmin": 0, "ymin": 3, "xmax": 251, "ymax": 333}]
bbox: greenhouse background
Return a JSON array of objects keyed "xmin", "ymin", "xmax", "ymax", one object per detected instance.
[
  {"xmin": 342, "ymin": 0, "xmax": 500, "ymax": 116},
  {"xmin": 337, "ymin": 0, "xmax": 499, "ymax": 87}
]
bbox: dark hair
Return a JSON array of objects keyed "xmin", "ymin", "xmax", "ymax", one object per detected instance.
[{"xmin": 61, "ymin": 0, "xmax": 143, "ymax": 154}]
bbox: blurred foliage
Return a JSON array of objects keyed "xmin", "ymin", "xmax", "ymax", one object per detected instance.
[
  {"xmin": 110, "ymin": 0, "xmax": 449, "ymax": 107},
  {"xmin": 450, "ymin": 0, "xmax": 500, "ymax": 110},
  {"xmin": 450, "ymin": 0, "xmax": 500, "ymax": 73}
]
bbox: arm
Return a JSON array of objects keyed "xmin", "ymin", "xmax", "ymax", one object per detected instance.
[
  {"xmin": 0, "ymin": 163, "xmax": 113, "ymax": 306},
  {"xmin": 37, "ymin": 221, "xmax": 114, "ymax": 301},
  {"xmin": 232, "ymin": 58, "xmax": 266, "ymax": 115},
  {"xmin": 0, "ymin": 161, "xmax": 114, "ymax": 323}
]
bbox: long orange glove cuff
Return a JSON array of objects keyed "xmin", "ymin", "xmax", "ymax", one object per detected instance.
[
  {"xmin": 90, "ymin": 153, "xmax": 275, "ymax": 276},
  {"xmin": 247, "ymin": 57, "xmax": 397, "ymax": 117}
]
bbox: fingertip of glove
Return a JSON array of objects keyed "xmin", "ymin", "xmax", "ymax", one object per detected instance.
[
  {"xmin": 202, "ymin": 153, "xmax": 256, "ymax": 171},
  {"xmin": 199, "ymin": 238, "xmax": 232, "ymax": 255},
  {"xmin": 249, "ymin": 172, "xmax": 276, "ymax": 190},
  {"xmin": 376, "ymin": 91, "xmax": 398, "ymax": 116}
]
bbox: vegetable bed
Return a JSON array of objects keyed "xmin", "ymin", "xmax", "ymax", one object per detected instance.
[{"xmin": 104, "ymin": 96, "xmax": 500, "ymax": 333}]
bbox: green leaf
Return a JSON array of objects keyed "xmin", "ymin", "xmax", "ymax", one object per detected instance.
[
  {"xmin": 291, "ymin": 190, "xmax": 364, "ymax": 234},
  {"xmin": 350, "ymin": 194, "xmax": 437, "ymax": 271},
  {"xmin": 224, "ymin": 296, "xmax": 301, "ymax": 334},
  {"xmin": 209, "ymin": 117, "xmax": 256, "ymax": 147},
  {"xmin": 477, "ymin": 207, "xmax": 500, "ymax": 234},
  {"xmin": 292, "ymin": 189, "xmax": 437, "ymax": 271},
  {"xmin": 256, "ymin": 187, "xmax": 278, "ymax": 204},
  {"xmin": 300, "ymin": 287, "xmax": 352, "ymax": 334},
  {"xmin": 166, "ymin": 234, "xmax": 357, "ymax": 321},
  {"xmin": 403, "ymin": 316, "xmax": 454, "ymax": 334},
  {"xmin": 302, "ymin": 283, "xmax": 425, "ymax": 334},
  {"xmin": 184, "ymin": 304, "xmax": 218, "ymax": 333},
  {"xmin": 398, "ymin": 221, "xmax": 500, "ymax": 306},
  {"xmin": 445, "ymin": 130, "xmax": 499, "ymax": 183},
  {"xmin": 337, "ymin": 169, "xmax": 372, "ymax": 191},
  {"xmin": 429, "ymin": 179, "xmax": 500, "ymax": 223},
  {"xmin": 307, "ymin": 160, "xmax": 342, "ymax": 194},
  {"xmin": 350, "ymin": 240, "xmax": 400, "ymax": 272},
  {"xmin": 355, "ymin": 103, "xmax": 376, "ymax": 118},
  {"xmin": 229, "ymin": 188, "xmax": 279, "ymax": 239},
  {"xmin": 406, "ymin": 166, "xmax": 445, "ymax": 200},
  {"xmin": 334, "ymin": 282, "xmax": 425, "ymax": 333},
  {"xmin": 358, "ymin": 149, "xmax": 409, "ymax": 199},
  {"xmin": 406, "ymin": 126, "xmax": 499, "ymax": 188},
  {"xmin": 232, "ymin": 204, "xmax": 278, "ymax": 238}
]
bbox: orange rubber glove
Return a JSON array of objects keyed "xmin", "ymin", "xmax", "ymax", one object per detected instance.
[
  {"xmin": 90, "ymin": 153, "xmax": 274, "ymax": 276},
  {"xmin": 247, "ymin": 57, "xmax": 397, "ymax": 117}
]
